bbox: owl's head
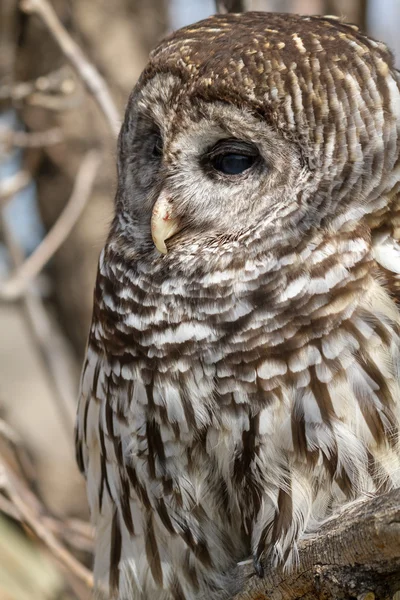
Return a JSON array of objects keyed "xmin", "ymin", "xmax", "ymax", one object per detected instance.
[{"xmin": 112, "ymin": 12, "xmax": 400, "ymax": 269}]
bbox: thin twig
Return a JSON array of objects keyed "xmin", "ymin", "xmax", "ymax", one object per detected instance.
[
  {"xmin": 0, "ymin": 149, "xmax": 101, "ymax": 300},
  {"xmin": 0, "ymin": 462, "xmax": 94, "ymax": 589},
  {"xmin": 0, "ymin": 419, "xmax": 94, "ymax": 553},
  {"xmin": 0, "ymin": 64, "xmax": 83, "ymax": 111},
  {"xmin": 20, "ymin": 0, "xmax": 120, "ymax": 137},
  {"xmin": 0, "ymin": 418, "xmax": 37, "ymax": 486},
  {"xmin": 0, "ymin": 496, "xmax": 93, "ymax": 553},
  {"xmin": 0, "ymin": 494, "xmax": 20, "ymax": 520},
  {"xmin": 43, "ymin": 517, "xmax": 94, "ymax": 554},
  {"xmin": 0, "ymin": 65, "xmax": 75, "ymax": 100},
  {"xmin": 0, "ymin": 126, "xmax": 63, "ymax": 148},
  {"xmin": 0, "ymin": 171, "xmax": 31, "ymax": 207},
  {"xmin": 26, "ymin": 89, "xmax": 83, "ymax": 111},
  {"xmin": 24, "ymin": 291, "xmax": 79, "ymax": 432}
]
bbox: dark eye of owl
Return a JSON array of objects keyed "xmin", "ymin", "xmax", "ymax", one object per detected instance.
[
  {"xmin": 205, "ymin": 139, "xmax": 260, "ymax": 177},
  {"xmin": 213, "ymin": 153, "xmax": 255, "ymax": 175}
]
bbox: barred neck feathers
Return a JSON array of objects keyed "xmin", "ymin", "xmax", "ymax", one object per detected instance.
[{"xmin": 92, "ymin": 220, "xmax": 374, "ymax": 365}]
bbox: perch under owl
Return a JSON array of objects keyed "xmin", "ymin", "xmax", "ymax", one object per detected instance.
[{"xmin": 75, "ymin": 11, "xmax": 400, "ymax": 600}]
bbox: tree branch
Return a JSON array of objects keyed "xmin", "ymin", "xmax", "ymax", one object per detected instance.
[
  {"xmin": 0, "ymin": 126, "xmax": 63, "ymax": 149},
  {"xmin": 19, "ymin": 0, "xmax": 120, "ymax": 137},
  {"xmin": 0, "ymin": 171, "xmax": 31, "ymax": 207},
  {"xmin": 0, "ymin": 65, "xmax": 76, "ymax": 100},
  {"xmin": 0, "ymin": 419, "xmax": 94, "ymax": 596},
  {"xmin": 0, "ymin": 461, "xmax": 94, "ymax": 591},
  {"xmin": 0, "ymin": 149, "xmax": 101, "ymax": 300},
  {"xmin": 235, "ymin": 490, "xmax": 400, "ymax": 600}
]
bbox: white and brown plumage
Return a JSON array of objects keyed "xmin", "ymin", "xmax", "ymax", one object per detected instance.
[{"xmin": 75, "ymin": 12, "xmax": 400, "ymax": 600}]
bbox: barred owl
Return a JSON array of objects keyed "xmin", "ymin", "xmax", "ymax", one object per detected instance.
[{"xmin": 76, "ymin": 12, "xmax": 400, "ymax": 600}]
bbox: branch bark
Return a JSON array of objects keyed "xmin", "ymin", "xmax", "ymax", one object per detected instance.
[{"xmin": 235, "ymin": 489, "xmax": 400, "ymax": 600}]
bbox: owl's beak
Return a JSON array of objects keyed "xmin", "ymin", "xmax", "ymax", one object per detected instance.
[{"xmin": 151, "ymin": 191, "xmax": 180, "ymax": 254}]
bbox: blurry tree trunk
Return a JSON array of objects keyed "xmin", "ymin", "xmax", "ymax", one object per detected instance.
[{"xmin": 16, "ymin": 0, "xmax": 167, "ymax": 361}]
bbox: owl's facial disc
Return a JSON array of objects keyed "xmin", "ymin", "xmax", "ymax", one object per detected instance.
[
  {"xmin": 118, "ymin": 75, "xmax": 304, "ymax": 255},
  {"xmin": 151, "ymin": 190, "xmax": 180, "ymax": 254},
  {"xmin": 151, "ymin": 139, "xmax": 260, "ymax": 254}
]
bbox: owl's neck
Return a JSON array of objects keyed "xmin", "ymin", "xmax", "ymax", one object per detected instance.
[{"xmin": 90, "ymin": 220, "xmax": 377, "ymax": 369}]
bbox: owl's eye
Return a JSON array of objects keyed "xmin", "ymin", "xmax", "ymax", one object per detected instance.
[
  {"xmin": 205, "ymin": 138, "xmax": 260, "ymax": 177},
  {"xmin": 212, "ymin": 153, "xmax": 256, "ymax": 175}
]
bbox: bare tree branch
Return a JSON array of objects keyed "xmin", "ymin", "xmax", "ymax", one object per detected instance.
[
  {"xmin": 0, "ymin": 461, "xmax": 94, "ymax": 591},
  {"xmin": 0, "ymin": 149, "xmax": 101, "ymax": 300},
  {"xmin": 0, "ymin": 418, "xmax": 37, "ymax": 487},
  {"xmin": 0, "ymin": 65, "xmax": 76, "ymax": 101},
  {"xmin": 20, "ymin": 0, "xmax": 121, "ymax": 137},
  {"xmin": 0, "ymin": 495, "xmax": 93, "ymax": 554},
  {"xmin": 0, "ymin": 126, "xmax": 63, "ymax": 149},
  {"xmin": 26, "ymin": 90, "xmax": 83, "ymax": 110},
  {"xmin": 0, "ymin": 171, "xmax": 31, "ymax": 206},
  {"xmin": 235, "ymin": 490, "xmax": 400, "ymax": 600},
  {"xmin": 0, "ymin": 64, "xmax": 84, "ymax": 111},
  {"xmin": 0, "ymin": 419, "xmax": 93, "ymax": 555},
  {"xmin": 0, "ymin": 420, "xmax": 93, "ymax": 596}
]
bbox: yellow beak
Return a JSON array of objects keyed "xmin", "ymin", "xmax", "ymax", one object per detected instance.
[{"xmin": 151, "ymin": 191, "xmax": 180, "ymax": 254}]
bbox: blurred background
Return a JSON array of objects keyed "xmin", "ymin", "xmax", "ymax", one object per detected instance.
[{"xmin": 0, "ymin": 0, "xmax": 398, "ymax": 598}]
